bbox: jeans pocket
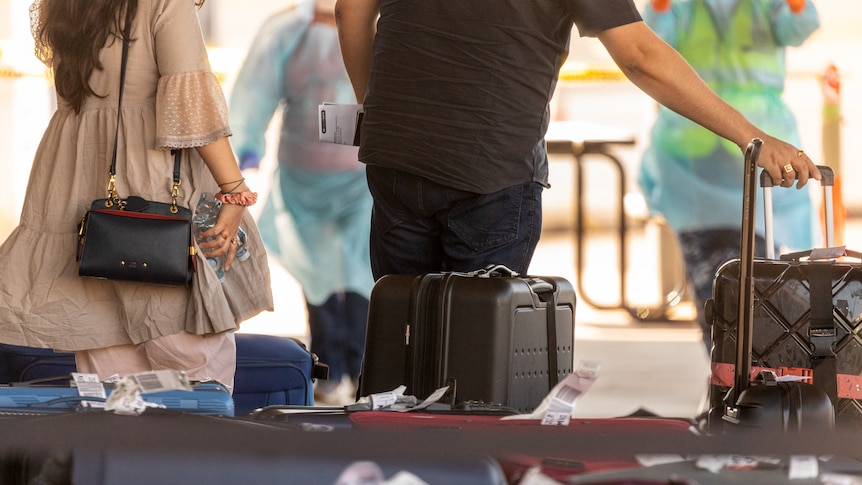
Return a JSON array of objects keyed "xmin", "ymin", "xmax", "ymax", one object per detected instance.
[
  {"xmin": 448, "ymin": 183, "xmax": 526, "ymax": 252},
  {"xmin": 366, "ymin": 166, "xmax": 405, "ymax": 235}
]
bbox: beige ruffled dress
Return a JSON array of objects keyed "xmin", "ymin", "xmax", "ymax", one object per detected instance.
[{"xmin": 0, "ymin": 0, "xmax": 273, "ymax": 351}]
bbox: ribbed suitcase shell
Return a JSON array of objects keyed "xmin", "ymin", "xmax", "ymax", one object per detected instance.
[{"xmin": 359, "ymin": 271, "xmax": 576, "ymax": 413}]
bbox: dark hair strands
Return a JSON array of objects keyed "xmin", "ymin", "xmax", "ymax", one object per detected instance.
[
  {"xmin": 36, "ymin": 0, "xmax": 207, "ymax": 113},
  {"xmin": 36, "ymin": 0, "xmax": 137, "ymax": 113}
]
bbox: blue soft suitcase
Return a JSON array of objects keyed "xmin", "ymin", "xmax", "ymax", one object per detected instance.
[
  {"xmin": 0, "ymin": 334, "xmax": 322, "ymax": 416},
  {"xmin": 0, "ymin": 380, "xmax": 234, "ymax": 416},
  {"xmin": 0, "ymin": 344, "xmax": 76, "ymax": 383},
  {"xmin": 233, "ymin": 333, "xmax": 324, "ymax": 416}
]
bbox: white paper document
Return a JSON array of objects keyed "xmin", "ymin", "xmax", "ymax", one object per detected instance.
[{"xmin": 318, "ymin": 103, "xmax": 363, "ymax": 146}]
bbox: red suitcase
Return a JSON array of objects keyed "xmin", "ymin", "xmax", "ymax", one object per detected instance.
[{"xmin": 347, "ymin": 410, "xmax": 698, "ymax": 483}]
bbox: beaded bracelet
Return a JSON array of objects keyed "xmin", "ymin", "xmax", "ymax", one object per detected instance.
[{"xmin": 216, "ymin": 190, "xmax": 258, "ymax": 206}]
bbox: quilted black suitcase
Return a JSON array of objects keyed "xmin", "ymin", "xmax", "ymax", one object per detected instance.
[
  {"xmin": 705, "ymin": 139, "xmax": 841, "ymax": 433},
  {"xmin": 358, "ymin": 265, "xmax": 576, "ymax": 413}
]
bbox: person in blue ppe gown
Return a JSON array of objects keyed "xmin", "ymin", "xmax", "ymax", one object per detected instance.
[
  {"xmin": 229, "ymin": 0, "xmax": 373, "ymax": 404},
  {"xmin": 638, "ymin": 0, "xmax": 820, "ymax": 350}
]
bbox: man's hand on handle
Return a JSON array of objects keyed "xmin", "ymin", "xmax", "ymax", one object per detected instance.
[{"xmin": 753, "ymin": 134, "xmax": 821, "ymax": 189}]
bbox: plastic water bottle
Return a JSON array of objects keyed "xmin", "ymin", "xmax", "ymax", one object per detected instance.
[
  {"xmin": 193, "ymin": 193, "xmax": 225, "ymax": 283},
  {"xmin": 234, "ymin": 226, "xmax": 250, "ymax": 262}
]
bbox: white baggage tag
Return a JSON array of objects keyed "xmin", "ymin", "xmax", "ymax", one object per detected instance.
[
  {"xmin": 503, "ymin": 360, "xmax": 601, "ymax": 422},
  {"xmin": 809, "ymin": 246, "xmax": 846, "ymax": 260},
  {"xmin": 405, "ymin": 386, "xmax": 449, "ymax": 412},
  {"xmin": 788, "ymin": 455, "xmax": 819, "ymax": 479},
  {"xmin": 72, "ymin": 372, "xmax": 107, "ymax": 408},
  {"xmin": 541, "ymin": 361, "xmax": 601, "ymax": 425},
  {"xmin": 104, "ymin": 376, "xmax": 166, "ymax": 416},
  {"xmin": 370, "ymin": 391, "xmax": 399, "ymax": 410},
  {"xmin": 130, "ymin": 369, "xmax": 192, "ymax": 394}
]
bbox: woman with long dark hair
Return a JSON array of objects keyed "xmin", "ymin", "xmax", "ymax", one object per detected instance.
[{"xmin": 0, "ymin": 0, "xmax": 273, "ymax": 388}]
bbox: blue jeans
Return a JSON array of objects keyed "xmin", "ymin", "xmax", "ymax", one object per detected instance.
[{"xmin": 365, "ymin": 165, "xmax": 543, "ymax": 279}]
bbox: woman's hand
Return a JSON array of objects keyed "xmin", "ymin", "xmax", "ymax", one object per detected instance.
[{"xmin": 197, "ymin": 203, "xmax": 246, "ymax": 270}]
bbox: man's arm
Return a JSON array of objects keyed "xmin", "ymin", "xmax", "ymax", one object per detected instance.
[
  {"xmin": 334, "ymin": 0, "xmax": 379, "ymax": 103},
  {"xmin": 598, "ymin": 21, "xmax": 819, "ymax": 188}
]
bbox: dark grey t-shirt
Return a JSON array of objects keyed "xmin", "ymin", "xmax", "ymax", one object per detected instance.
[{"xmin": 358, "ymin": 0, "xmax": 642, "ymax": 194}]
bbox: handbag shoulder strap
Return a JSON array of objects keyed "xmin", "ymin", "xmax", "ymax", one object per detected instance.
[
  {"xmin": 107, "ymin": 5, "xmax": 183, "ymax": 212},
  {"xmin": 108, "ymin": 5, "xmax": 133, "ymax": 182}
]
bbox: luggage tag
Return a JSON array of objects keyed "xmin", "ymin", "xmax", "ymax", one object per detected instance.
[
  {"xmin": 72, "ymin": 372, "xmax": 107, "ymax": 408},
  {"xmin": 404, "ymin": 386, "xmax": 449, "ymax": 412},
  {"xmin": 502, "ymin": 360, "xmax": 601, "ymax": 425},
  {"xmin": 104, "ymin": 370, "xmax": 192, "ymax": 416},
  {"xmin": 363, "ymin": 385, "xmax": 450, "ymax": 412},
  {"xmin": 788, "ymin": 456, "xmax": 819, "ymax": 480}
]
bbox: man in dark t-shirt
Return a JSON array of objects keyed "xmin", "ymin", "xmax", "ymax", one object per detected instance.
[{"xmin": 335, "ymin": 0, "xmax": 821, "ymax": 279}]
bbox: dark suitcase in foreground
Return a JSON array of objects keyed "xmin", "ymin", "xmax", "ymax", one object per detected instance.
[
  {"xmin": 234, "ymin": 333, "xmax": 325, "ymax": 415},
  {"xmin": 359, "ymin": 265, "xmax": 576, "ymax": 413},
  {"xmin": 705, "ymin": 139, "xmax": 835, "ymax": 433},
  {"xmin": 0, "ymin": 411, "xmax": 509, "ymax": 485}
]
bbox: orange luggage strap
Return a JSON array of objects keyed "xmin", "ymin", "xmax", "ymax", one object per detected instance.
[{"xmin": 711, "ymin": 362, "xmax": 862, "ymax": 400}]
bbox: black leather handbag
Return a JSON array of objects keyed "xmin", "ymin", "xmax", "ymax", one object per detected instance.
[{"xmin": 76, "ymin": 10, "xmax": 195, "ymax": 287}]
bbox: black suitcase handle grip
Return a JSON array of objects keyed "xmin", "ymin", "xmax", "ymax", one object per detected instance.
[
  {"xmin": 759, "ymin": 165, "xmax": 834, "ymax": 188},
  {"xmin": 760, "ymin": 165, "xmax": 839, "ymax": 258},
  {"xmin": 469, "ymin": 264, "xmax": 519, "ymax": 278}
]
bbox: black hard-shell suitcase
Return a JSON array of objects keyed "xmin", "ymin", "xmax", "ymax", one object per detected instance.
[
  {"xmin": 358, "ymin": 265, "xmax": 576, "ymax": 413},
  {"xmin": 705, "ymin": 139, "xmax": 835, "ymax": 433}
]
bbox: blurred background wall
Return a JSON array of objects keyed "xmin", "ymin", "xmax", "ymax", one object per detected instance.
[{"xmin": 0, "ymin": 0, "xmax": 859, "ymax": 239}]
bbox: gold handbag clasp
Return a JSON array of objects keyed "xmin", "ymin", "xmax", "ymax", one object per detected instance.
[{"xmin": 106, "ymin": 173, "xmax": 127, "ymax": 210}]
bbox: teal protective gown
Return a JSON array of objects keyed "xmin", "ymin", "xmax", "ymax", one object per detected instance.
[
  {"xmin": 229, "ymin": 3, "xmax": 373, "ymax": 306},
  {"xmin": 638, "ymin": 0, "xmax": 820, "ymax": 251}
]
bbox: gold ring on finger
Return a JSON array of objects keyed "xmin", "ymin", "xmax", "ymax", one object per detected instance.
[
  {"xmin": 783, "ymin": 163, "xmax": 794, "ymax": 173},
  {"xmin": 796, "ymin": 149, "xmax": 804, "ymax": 157}
]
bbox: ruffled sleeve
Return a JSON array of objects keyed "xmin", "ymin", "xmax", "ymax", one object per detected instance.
[{"xmin": 155, "ymin": 71, "xmax": 232, "ymax": 149}]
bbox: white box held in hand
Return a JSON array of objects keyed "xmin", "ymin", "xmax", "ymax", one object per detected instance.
[{"xmin": 318, "ymin": 103, "xmax": 363, "ymax": 146}]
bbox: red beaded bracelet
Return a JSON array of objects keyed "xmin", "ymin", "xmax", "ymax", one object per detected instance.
[{"xmin": 216, "ymin": 190, "xmax": 258, "ymax": 206}]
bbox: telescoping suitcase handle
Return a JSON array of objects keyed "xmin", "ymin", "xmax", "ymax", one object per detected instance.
[
  {"xmin": 731, "ymin": 139, "xmax": 762, "ymax": 401},
  {"xmin": 759, "ymin": 165, "xmax": 837, "ymax": 260}
]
